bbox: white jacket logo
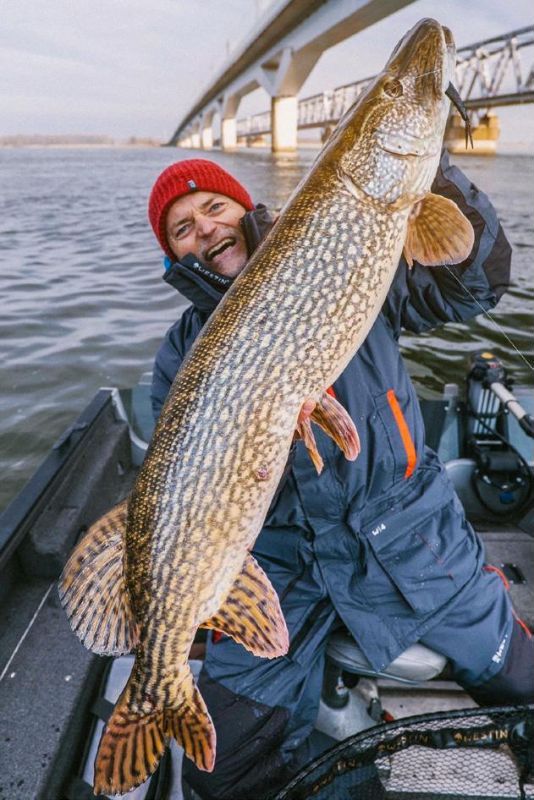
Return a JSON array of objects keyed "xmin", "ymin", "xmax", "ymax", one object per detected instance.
[
  {"xmin": 491, "ymin": 635, "xmax": 508, "ymax": 664},
  {"xmin": 371, "ymin": 523, "xmax": 386, "ymax": 536}
]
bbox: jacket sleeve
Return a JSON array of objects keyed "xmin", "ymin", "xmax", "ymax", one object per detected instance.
[
  {"xmin": 383, "ymin": 150, "xmax": 512, "ymax": 337},
  {"xmin": 150, "ymin": 307, "xmax": 201, "ymax": 421},
  {"xmin": 150, "ymin": 331, "xmax": 184, "ymax": 422}
]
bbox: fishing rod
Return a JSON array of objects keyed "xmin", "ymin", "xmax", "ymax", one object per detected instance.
[
  {"xmin": 466, "ymin": 352, "xmax": 533, "ymax": 517},
  {"xmin": 469, "ymin": 351, "xmax": 534, "ymax": 439}
]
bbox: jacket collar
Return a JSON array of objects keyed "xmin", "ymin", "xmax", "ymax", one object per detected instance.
[{"xmin": 163, "ymin": 255, "xmax": 231, "ymax": 313}]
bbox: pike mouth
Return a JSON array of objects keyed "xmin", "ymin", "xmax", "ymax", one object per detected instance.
[{"xmin": 205, "ymin": 237, "xmax": 236, "ymax": 261}]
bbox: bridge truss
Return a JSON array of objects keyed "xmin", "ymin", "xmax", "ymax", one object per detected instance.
[{"xmin": 236, "ymin": 25, "xmax": 534, "ymax": 138}]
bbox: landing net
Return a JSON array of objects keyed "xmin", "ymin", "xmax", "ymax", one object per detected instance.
[{"xmin": 273, "ymin": 705, "xmax": 534, "ymax": 800}]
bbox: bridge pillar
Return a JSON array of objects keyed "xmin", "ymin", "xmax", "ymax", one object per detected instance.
[
  {"xmin": 191, "ymin": 129, "xmax": 201, "ymax": 148},
  {"xmin": 222, "ymin": 118, "xmax": 237, "ymax": 150},
  {"xmin": 201, "ymin": 126, "xmax": 213, "ymax": 150},
  {"xmin": 271, "ymin": 95, "xmax": 298, "ymax": 152},
  {"xmin": 256, "ymin": 45, "xmax": 320, "ymax": 153}
]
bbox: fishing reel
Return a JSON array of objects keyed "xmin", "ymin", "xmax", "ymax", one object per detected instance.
[{"xmin": 466, "ymin": 352, "xmax": 533, "ymax": 518}]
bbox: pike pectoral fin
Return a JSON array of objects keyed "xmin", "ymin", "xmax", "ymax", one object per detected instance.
[
  {"xmin": 202, "ymin": 553, "xmax": 289, "ymax": 658},
  {"xmin": 403, "ymin": 193, "xmax": 475, "ymax": 268},
  {"xmin": 94, "ymin": 666, "xmax": 216, "ymax": 795},
  {"xmin": 58, "ymin": 499, "xmax": 139, "ymax": 655}
]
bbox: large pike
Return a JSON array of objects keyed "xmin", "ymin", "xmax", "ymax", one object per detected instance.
[{"xmin": 60, "ymin": 18, "xmax": 474, "ymax": 795}]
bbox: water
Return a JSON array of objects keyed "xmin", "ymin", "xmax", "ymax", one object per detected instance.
[{"xmin": 0, "ymin": 146, "xmax": 532, "ymax": 512}]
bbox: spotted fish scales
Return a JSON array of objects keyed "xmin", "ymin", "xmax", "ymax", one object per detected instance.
[{"xmin": 59, "ymin": 18, "xmax": 475, "ymax": 795}]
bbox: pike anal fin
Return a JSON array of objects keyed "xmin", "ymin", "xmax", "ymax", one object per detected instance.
[
  {"xmin": 58, "ymin": 499, "xmax": 139, "ymax": 655},
  {"xmin": 202, "ymin": 553, "xmax": 289, "ymax": 658},
  {"xmin": 403, "ymin": 192, "xmax": 475, "ymax": 268}
]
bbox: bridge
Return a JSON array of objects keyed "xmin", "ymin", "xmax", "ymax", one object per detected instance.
[{"xmin": 169, "ymin": 0, "xmax": 534, "ymax": 154}]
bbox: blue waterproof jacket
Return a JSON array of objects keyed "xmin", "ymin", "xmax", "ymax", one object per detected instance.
[{"xmin": 151, "ymin": 152, "xmax": 512, "ymax": 675}]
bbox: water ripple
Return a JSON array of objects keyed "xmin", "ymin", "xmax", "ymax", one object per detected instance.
[{"xmin": 0, "ymin": 147, "xmax": 532, "ymax": 511}]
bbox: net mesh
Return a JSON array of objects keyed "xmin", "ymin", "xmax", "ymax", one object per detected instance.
[{"xmin": 273, "ymin": 705, "xmax": 534, "ymax": 800}]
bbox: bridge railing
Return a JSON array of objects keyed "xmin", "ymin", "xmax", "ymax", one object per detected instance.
[
  {"xmin": 298, "ymin": 79, "xmax": 372, "ymax": 128},
  {"xmin": 235, "ymin": 25, "xmax": 534, "ymax": 138},
  {"xmin": 455, "ymin": 25, "xmax": 534, "ymax": 106}
]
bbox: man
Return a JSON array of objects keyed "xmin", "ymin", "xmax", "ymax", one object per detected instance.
[{"xmin": 148, "ymin": 158, "xmax": 532, "ymax": 799}]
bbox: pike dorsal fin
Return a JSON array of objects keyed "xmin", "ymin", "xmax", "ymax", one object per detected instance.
[
  {"xmin": 202, "ymin": 553, "xmax": 289, "ymax": 658},
  {"xmin": 403, "ymin": 192, "xmax": 475, "ymax": 268},
  {"xmin": 58, "ymin": 499, "xmax": 139, "ymax": 655}
]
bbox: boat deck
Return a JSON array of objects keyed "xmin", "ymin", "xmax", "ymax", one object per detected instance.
[
  {"xmin": 0, "ymin": 387, "xmax": 532, "ymax": 800},
  {"xmin": 0, "ymin": 392, "xmax": 137, "ymax": 800}
]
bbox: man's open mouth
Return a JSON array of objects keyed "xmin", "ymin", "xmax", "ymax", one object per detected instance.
[{"xmin": 205, "ymin": 237, "xmax": 236, "ymax": 261}]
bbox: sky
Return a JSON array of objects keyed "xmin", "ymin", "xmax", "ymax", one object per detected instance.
[{"xmin": 0, "ymin": 0, "xmax": 532, "ymax": 147}]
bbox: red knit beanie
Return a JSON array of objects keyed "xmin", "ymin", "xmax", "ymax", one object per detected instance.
[{"xmin": 148, "ymin": 159, "xmax": 254, "ymax": 259}]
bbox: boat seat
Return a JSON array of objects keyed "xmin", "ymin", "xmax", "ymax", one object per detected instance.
[{"xmin": 327, "ymin": 630, "xmax": 447, "ymax": 683}]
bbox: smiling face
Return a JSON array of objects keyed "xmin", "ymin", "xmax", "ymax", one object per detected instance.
[{"xmin": 165, "ymin": 191, "xmax": 248, "ymax": 278}]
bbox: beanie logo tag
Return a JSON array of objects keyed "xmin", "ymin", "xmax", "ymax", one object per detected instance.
[{"xmin": 187, "ymin": 179, "xmax": 197, "ymax": 190}]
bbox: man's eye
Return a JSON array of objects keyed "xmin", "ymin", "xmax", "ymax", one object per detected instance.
[
  {"xmin": 209, "ymin": 202, "xmax": 225, "ymax": 213},
  {"xmin": 174, "ymin": 225, "xmax": 189, "ymax": 239}
]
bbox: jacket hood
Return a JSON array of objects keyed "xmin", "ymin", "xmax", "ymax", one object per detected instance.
[{"xmin": 162, "ymin": 204, "xmax": 273, "ymax": 314}]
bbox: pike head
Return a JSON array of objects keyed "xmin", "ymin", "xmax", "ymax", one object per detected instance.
[
  {"xmin": 330, "ymin": 18, "xmax": 474, "ymax": 266},
  {"xmin": 334, "ymin": 18, "xmax": 456, "ymax": 209}
]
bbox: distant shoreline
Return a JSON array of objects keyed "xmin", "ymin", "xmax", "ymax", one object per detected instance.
[
  {"xmin": 0, "ymin": 143, "xmax": 163, "ymax": 149},
  {"xmin": 1, "ymin": 141, "xmax": 531, "ymax": 155},
  {"xmin": 0, "ymin": 136, "xmax": 162, "ymax": 148}
]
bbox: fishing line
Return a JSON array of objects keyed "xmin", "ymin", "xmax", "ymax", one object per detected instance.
[
  {"xmin": 413, "ymin": 68, "xmax": 444, "ymax": 79},
  {"xmin": 0, "ymin": 582, "xmax": 54, "ymax": 684},
  {"xmin": 443, "ymin": 265, "xmax": 534, "ymax": 373}
]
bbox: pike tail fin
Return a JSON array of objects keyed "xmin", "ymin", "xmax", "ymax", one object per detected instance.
[
  {"xmin": 164, "ymin": 668, "xmax": 216, "ymax": 772},
  {"xmin": 94, "ymin": 665, "xmax": 216, "ymax": 795},
  {"xmin": 58, "ymin": 499, "xmax": 139, "ymax": 655},
  {"xmin": 93, "ymin": 687, "xmax": 166, "ymax": 795}
]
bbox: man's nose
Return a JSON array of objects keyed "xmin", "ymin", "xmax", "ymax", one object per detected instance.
[{"xmin": 195, "ymin": 213, "xmax": 217, "ymax": 236}]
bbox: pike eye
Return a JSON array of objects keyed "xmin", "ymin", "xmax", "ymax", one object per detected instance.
[{"xmin": 383, "ymin": 79, "xmax": 403, "ymax": 98}]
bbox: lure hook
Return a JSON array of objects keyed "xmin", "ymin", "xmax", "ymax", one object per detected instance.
[{"xmin": 445, "ymin": 82, "xmax": 474, "ymax": 149}]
